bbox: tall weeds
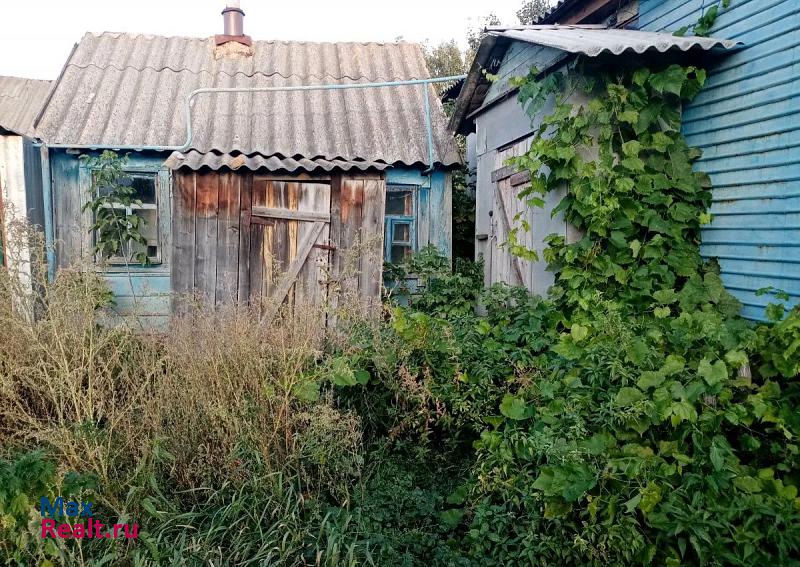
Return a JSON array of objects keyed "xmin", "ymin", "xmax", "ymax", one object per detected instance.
[{"xmin": 0, "ymin": 230, "xmax": 368, "ymax": 564}]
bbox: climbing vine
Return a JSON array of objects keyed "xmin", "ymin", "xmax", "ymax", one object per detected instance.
[{"xmin": 508, "ymin": 62, "xmax": 713, "ymax": 315}]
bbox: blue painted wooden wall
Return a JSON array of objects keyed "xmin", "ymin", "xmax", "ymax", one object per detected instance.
[
  {"xmin": 638, "ymin": 0, "xmax": 800, "ymax": 320},
  {"xmin": 51, "ymin": 150, "xmax": 172, "ymax": 328},
  {"xmin": 386, "ymin": 168, "xmax": 452, "ymax": 257},
  {"xmin": 51, "ymin": 149, "xmax": 450, "ymax": 323}
]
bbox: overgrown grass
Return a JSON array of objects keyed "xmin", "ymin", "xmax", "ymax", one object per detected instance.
[{"xmin": 0, "ymin": 236, "xmax": 371, "ymax": 565}]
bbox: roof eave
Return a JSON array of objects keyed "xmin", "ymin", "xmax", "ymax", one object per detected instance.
[{"xmin": 448, "ymin": 34, "xmax": 502, "ymax": 136}]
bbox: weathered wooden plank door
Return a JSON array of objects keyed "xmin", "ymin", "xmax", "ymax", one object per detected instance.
[{"xmin": 241, "ymin": 177, "xmax": 332, "ymax": 312}]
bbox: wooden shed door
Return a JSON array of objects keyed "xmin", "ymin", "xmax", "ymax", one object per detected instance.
[{"xmin": 242, "ymin": 178, "xmax": 332, "ymax": 310}]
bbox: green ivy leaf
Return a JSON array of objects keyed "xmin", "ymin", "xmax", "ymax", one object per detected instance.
[
  {"xmin": 662, "ymin": 355, "xmax": 686, "ymax": 376},
  {"xmin": 615, "ymin": 387, "xmax": 645, "ymax": 407},
  {"xmin": 354, "ymin": 370, "xmax": 371, "ymax": 385},
  {"xmin": 654, "ymin": 306, "xmax": 671, "ymax": 318},
  {"xmin": 571, "ymin": 323, "xmax": 589, "ymax": 342},
  {"xmin": 733, "ymin": 476, "xmax": 762, "ymax": 494},
  {"xmin": 638, "ymin": 371, "xmax": 665, "ymax": 390},
  {"xmin": 649, "ymin": 65, "xmax": 687, "ymax": 96},
  {"xmin": 499, "ymin": 395, "xmax": 529, "ymax": 420},
  {"xmin": 698, "ymin": 358, "xmax": 727, "ymax": 387}
]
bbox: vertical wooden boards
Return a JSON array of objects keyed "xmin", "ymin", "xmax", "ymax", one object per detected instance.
[
  {"xmin": 51, "ymin": 152, "xmax": 82, "ymax": 268},
  {"xmin": 327, "ymin": 174, "xmax": 343, "ymax": 313},
  {"xmin": 193, "ymin": 172, "xmax": 219, "ymax": 301},
  {"xmin": 248, "ymin": 176, "xmax": 267, "ymax": 306},
  {"xmin": 359, "ymin": 178, "xmax": 385, "ymax": 300},
  {"xmin": 488, "ymin": 137, "xmax": 570, "ymax": 296},
  {"xmin": 244, "ymin": 175, "xmax": 332, "ymax": 313},
  {"xmin": 333, "ymin": 173, "xmax": 386, "ymax": 307},
  {"xmin": 237, "ymin": 174, "xmax": 252, "ymax": 303},
  {"xmin": 338, "ymin": 177, "xmax": 364, "ymax": 299},
  {"xmin": 215, "ymin": 172, "xmax": 240, "ymax": 303},
  {"xmin": 172, "ymin": 171, "xmax": 196, "ymax": 300},
  {"xmin": 169, "ymin": 169, "xmax": 386, "ymax": 318}
]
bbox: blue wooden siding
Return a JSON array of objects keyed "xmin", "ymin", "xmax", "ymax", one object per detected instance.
[
  {"xmin": 386, "ymin": 168, "xmax": 451, "ymax": 257},
  {"xmin": 638, "ymin": 0, "xmax": 800, "ymax": 320},
  {"xmin": 51, "ymin": 150, "xmax": 172, "ymax": 326},
  {"xmin": 51, "ymin": 154, "xmax": 449, "ymax": 320}
]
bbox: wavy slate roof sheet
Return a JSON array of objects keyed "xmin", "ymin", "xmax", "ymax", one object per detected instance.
[
  {"xmin": 165, "ymin": 150, "xmax": 390, "ymax": 172},
  {"xmin": 0, "ymin": 76, "xmax": 52, "ymax": 137},
  {"xmin": 486, "ymin": 25, "xmax": 741, "ymax": 56},
  {"xmin": 450, "ymin": 25, "xmax": 740, "ymax": 134},
  {"xmin": 36, "ymin": 32, "xmax": 460, "ymax": 167}
]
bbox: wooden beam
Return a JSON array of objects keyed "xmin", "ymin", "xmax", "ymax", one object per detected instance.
[
  {"xmin": 491, "ymin": 165, "xmax": 517, "ymax": 183},
  {"xmin": 252, "ymin": 206, "xmax": 330, "ymax": 223},
  {"xmin": 265, "ymin": 221, "xmax": 326, "ymax": 316},
  {"xmin": 562, "ymin": 0, "xmax": 616, "ymax": 24},
  {"xmin": 510, "ymin": 171, "xmax": 532, "ymax": 187}
]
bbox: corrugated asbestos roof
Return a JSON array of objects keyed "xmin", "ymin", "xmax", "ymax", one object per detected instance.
[
  {"xmin": 486, "ymin": 25, "xmax": 741, "ymax": 56},
  {"xmin": 449, "ymin": 25, "xmax": 740, "ymax": 134},
  {"xmin": 0, "ymin": 76, "xmax": 52, "ymax": 137},
  {"xmin": 35, "ymin": 32, "xmax": 460, "ymax": 168},
  {"xmin": 165, "ymin": 150, "xmax": 390, "ymax": 172}
]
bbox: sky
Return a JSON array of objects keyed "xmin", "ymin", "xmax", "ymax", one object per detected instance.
[{"xmin": 0, "ymin": 0, "xmax": 536, "ymax": 80}]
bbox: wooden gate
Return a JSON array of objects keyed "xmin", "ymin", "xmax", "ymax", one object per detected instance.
[
  {"xmin": 241, "ymin": 177, "xmax": 332, "ymax": 310},
  {"xmin": 172, "ymin": 170, "xmax": 387, "ymax": 318}
]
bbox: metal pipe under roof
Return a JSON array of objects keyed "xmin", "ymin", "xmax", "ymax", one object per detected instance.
[{"xmin": 43, "ymin": 75, "xmax": 468, "ymax": 170}]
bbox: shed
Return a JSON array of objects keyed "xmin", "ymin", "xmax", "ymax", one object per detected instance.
[
  {"xmin": 35, "ymin": 5, "xmax": 460, "ymax": 325},
  {"xmin": 451, "ymin": 0, "xmax": 798, "ymax": 320},
  {"xmin": 0, "ymin": 76, "xmax": 51, "ymax": 280}
]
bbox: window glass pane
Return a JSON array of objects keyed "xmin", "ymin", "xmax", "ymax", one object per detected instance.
[
  {"xmin": 128, "ymin": 174, "xmax": 157, "ymax": 204},
  {"xmin": 386, "ymin": 190, "xmax": 413, "ymax": 215},
  {"xmin": 390, "ymin": 244, "xmax": 412, "ymax": 264},
  {"xmin": 393, "ymin": 222, "xmax": 410, "ymax": 243},
  {"xmin": 130, "ymin": 209, "xmax": 159, "ymax": 259}
]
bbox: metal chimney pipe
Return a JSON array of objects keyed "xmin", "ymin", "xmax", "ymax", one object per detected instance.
[{"xmin": 222, "ymin": 1, "xmax": 244, "ymax": 36}]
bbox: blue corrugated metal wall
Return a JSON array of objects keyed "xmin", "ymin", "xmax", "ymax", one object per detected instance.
[{"xmin": 638, "ymin": 0, "xmax": 800, "ymax": 320}]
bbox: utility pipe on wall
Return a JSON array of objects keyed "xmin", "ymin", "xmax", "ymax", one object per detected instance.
[
  {"xmin": 41, "ymin": 74, "xmax": 466, "ymax": 278},
  {"xmin": 44, "ymin": 75, "xmax": 467, "ymax": 163}
]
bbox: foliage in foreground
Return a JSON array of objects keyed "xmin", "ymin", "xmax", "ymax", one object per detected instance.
[{"xmin": 1, "ymin": 60, "xmax": 799, "ymax": 566}]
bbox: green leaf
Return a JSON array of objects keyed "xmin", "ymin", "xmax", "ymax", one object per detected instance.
[
  {"xmin": 615, "ymin": 387, "xmax": 645, "ymax": 407},
  {"xmin": 294, "ymin": 379, "xmax": 320, "ymax": 402},
  {"xmin": 329, "ymin": 357, "xmax": 357, "ymax": 386},
  {"xmin": 622, "ymin": 140, "xmax": 641, "ymax": 156},
  {"xmin": 354, "ymin": 370, "xmax": 371, "ymax": 385},
  {"xmin": 446, "ymin": 486, "xmax": 469, "ymax": 505},
  {"xmin": 638, "ymin": 371, "xmax": 665, "ymax": 390},
  {"xmin": 570, "ymin": 323, "xmax": 589, "ymax": 342},
  {"xmin": 654, "ymin": 306, "xmax": 671, "ymax": 318},
  {"xmin": 439, "ymin": 508, "xmax": 464, "ymax": 528},
  {"xmin": 709, "ymin": 436, "xmax": 727, "ymax": 471},
  {"xmin": 639, "ymin": 482, "xmax": 662, "ymax": 514},
  {"xmin": 662, "ymin": 355, "xmax": 686, "ymax": 376},
  {"xmin": 499, "ymin": 395, "xmax": 529, "ymax": 420},
  {"xmin": 698, "ymin": 358, "xmax": 727, "ymax": 387},
  {"xmin": 724, "ymin": 350, "xmax": 748, "ymax": 368},
  {"xmin": 649, "ymin": 65, "xmax": 687, "ymax": 96},
  {"xmin": 733, "ymin": 476, "xmax": 762, "ymax": 494}
]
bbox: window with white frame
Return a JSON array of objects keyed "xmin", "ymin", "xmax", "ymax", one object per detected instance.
[
  {"xmin": 384, "ymin": 184, "xmax": 417, "ymax": 263},
  {"xmin": 93, "ymin": 172, "xmax": 161, "ymax": 265}
]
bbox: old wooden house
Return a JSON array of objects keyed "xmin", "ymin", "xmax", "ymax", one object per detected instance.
[
  {"xmin": 33, "ymin": 4, "xmax": 459, "ymax": 325},
  {"xmin": 0, "ymin": 76, "xmax": 51, "ymax": 278},
  {"xmin": 451, "ymin": 0, "xmax": 800, "ymax": 320}
]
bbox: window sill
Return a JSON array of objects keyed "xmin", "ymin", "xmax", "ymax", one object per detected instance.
[{"xmin": 95, "ymin": 264, "xmax": 168, "ymax": 276}]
